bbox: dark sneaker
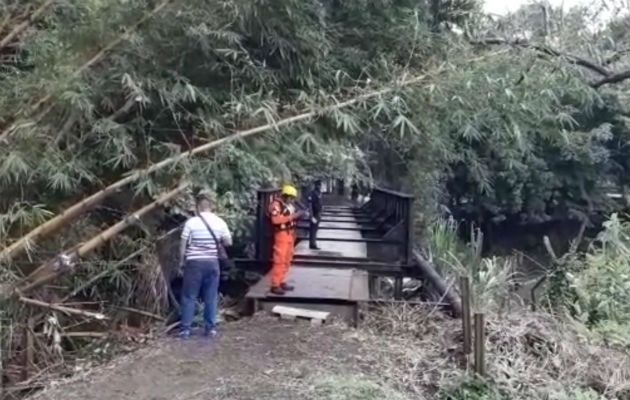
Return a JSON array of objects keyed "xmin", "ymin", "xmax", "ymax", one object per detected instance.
[
  {"xmin": 309, "ymin": 246, "xmax": 320, "ymax": 250},
  {"xmin": 270, "ymin": 286, "xmax": 285, "ymax": 295},
  {"xmin": 178, "ymin": 329, "xmax": 191, "ymax": 340},
  {"xmin": 280, "ymin": 283, "xmax": 295, "ymax": 291}
]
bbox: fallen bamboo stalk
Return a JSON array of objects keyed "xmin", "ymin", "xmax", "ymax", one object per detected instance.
[
  {"xmin": 58, "ymin": 331, "xmax": 108, "ymax": 338},
  {"xmin": 163, "ymin": 321, "xmax": 180, "ymax": 334},
  {"xmin": 0, "ymin": 0, "xmax": 173, "ymax": 142},
  {"xmin": 0, "ymin": 72, "xmax": 433, "ymax": 263},
  {"xmin": 0, "ymin": 0, "xmax": 56, "ymax": 51},
  {"xmin": 22, "ymin": 318, "xmax": 34, "ymax": 380},
  {"xmin": 0, "ymin": 103, "xmax": 55, "ymax": 143},
  {"xmin": 11, "ymin": 183, "xmax": 188, "ymax": 296},
  {"xmin": 19, "ymin": 296, "xmax": 108, "ymax": 320},
  {"xmin": 412, "ymin": 249, "xmax": 463, "ymax": 317},
  {"xmin": 116, "ymin": 306, "xmax": 165, "ymax": 321}
]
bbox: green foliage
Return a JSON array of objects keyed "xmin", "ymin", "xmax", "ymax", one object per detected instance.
[
  {"xmin": 0, "ymin": 0, "xmax": 628, "ymax": 392},
  {"xmin": 544, "ymin": 213, "xmax": 630, "ymax": 345},
  {"xmin": 306, "ymin": 374, "xmax": 408, "ymax": 400},
  {"xmin": 425, "ymin": 218, "xmax": 516, "ymax": 311},
  {"xmin": 439, "ymin": 378, "xmax": 506, "ymax": 400},
  {"xmin": 1, "ymin": 0, "xmax": 628, "ymax": 260},
  {"xmin": 558, "ymin": 388, "xmax": 612, "ymax": 400},
  {"xmin": 569, "ymin": 214, "xmax": 629, "ymax": 344}
]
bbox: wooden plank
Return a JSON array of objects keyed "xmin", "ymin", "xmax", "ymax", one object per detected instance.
[
  {"xmin": 246, "ymin": 266, "xmax": 369, "ymax": 301},
  {"xmin": 272, "ymin": 305, "xmax": 330, "ymax": 321},
  {"xmin": 460, "ymin": 276, "xmax": 472, "ymax": 355},
  {"xmin": 474, "ymin": 313, "xmax": 486, "ymax": 376},
  {"xmin": 257, "ymin": 301, "xmax": 357, "ymax": 324},
  {"xmin": 349, "ymin": 269, "xmax": 369, "ymax": 301}
]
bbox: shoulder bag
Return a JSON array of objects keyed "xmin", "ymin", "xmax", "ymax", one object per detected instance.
[{"xmin": 199, "ymin": 215, "xmax": 230, "ymax": 271}]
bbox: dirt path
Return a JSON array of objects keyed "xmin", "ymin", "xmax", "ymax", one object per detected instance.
[{"xmin": 29, "ymin": 315, "xmax": 377, "ymax": 400}]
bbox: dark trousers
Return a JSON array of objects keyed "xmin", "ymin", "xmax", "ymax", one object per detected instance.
[
  {"xmin": 180, "ymin": 259, "xmax": 220, "ymax": 331},
  {"xmin": 309, "ymin": 218, "xmax": 320, "ymax": 248}
]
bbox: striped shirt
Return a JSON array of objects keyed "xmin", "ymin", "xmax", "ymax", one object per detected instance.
[{"xmin": 181, "ymin": 212, "xmax": 231, "ymax": 260}]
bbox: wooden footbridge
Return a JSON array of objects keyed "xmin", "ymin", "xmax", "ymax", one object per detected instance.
[{"xmin": 242, "ymin": 182, "xmax": 460, "ymax": 324}]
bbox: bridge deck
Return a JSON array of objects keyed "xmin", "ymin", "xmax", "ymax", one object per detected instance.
[
  {"xmin": 294, "ymin": 206, "xmax": 367, "ymax": 258},
  {"xmin": 246, "ymin": 202, "xmax": 370, "ymax": 303},
  {"xmin": 245, "ymin": 266, "xmax": 369, "ymax": 301}
]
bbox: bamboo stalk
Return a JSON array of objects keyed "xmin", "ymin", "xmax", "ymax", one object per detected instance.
[
  {"xmin": 116, "ymin": 306, "xmax": 165, "ymax": 321},
  {"xmin": 13, "ymin": 183, "xmax": 188, "ymax": 295},
  {"xmin": 0, "ymin": 0, "xmax": 56, "ymax": 51},
  {"xmin": 26, "ymin": 318, "xmax": 34, "ymax": 380},
  {"xmin": 58, "ymin": 331, "xmax": 108, "ymax": 338},
  {"xmin": 0, "ymin": 72, "xmax": 433, "ymax": 263},
  {"xmin": 0, "ymin": 103, "xmax": 55, "ymax": 143},
  {"xmin": 21, "ymin": 318, "xmax": 33, "ymax": 381},
  {"xmin": 19, "ymin": 296, "xmax": 108, "ymax": 320},
  {"xmin": 412, "ymin": 249, "xmax": 463, "ymax": 317}
]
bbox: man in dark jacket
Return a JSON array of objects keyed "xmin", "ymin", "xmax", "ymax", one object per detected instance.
[{"xmin": 308, "ymin": 180, "xmax": 323, "ymax": 250}]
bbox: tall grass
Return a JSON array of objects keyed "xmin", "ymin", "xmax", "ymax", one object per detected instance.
[{"xmin": 424, "ymin": 218, "xmax": 517, "ymax": 312}]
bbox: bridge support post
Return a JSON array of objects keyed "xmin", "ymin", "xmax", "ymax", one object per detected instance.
[
  {"xmin": 393, "ymin": 276, "xmax": 403, "ymax": 300},
  {"xmin": 402, "ymin": 197, "xmax": 413, "ymax": 265}
]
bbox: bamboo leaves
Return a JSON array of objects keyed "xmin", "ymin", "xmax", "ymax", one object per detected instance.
[
  {"xmin": 0, "ymin": 0, "xmax": 627, "ymax": 285},
  {"xmin": 392, "ymin": 114, "xmax": 419, "ymax": 138}
]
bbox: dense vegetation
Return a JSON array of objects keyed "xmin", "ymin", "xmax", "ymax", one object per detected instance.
[{"xmin": 0, "ymin": 0, "xmax": 628, "ymax": 397}]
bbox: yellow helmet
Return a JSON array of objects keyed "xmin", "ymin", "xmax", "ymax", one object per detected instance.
[{"xmin": 281, "ymin": 184, "xmax": 298, "ymax": 198}]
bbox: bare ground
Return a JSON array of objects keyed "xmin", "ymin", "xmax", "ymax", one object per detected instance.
[
  {"xmin": 26, "ymin": 306, "xmax": 630, "ymax": 400},
  {"xmin": 28, "ymin": 314, "xmax": 382, "ymax": 400}
]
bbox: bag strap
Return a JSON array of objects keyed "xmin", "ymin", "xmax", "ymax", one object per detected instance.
[{"xmin": 199, "ymin": 214, "xmax": 221, "ymax": 251}]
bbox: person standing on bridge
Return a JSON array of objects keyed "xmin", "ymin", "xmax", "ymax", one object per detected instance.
[
  {"xmin": 268, "ymin": 184, "xmax": 306, "ymax": 295},
  {"xmin": 307, "ymin": 180, "xmax": 322, "ymax": 250},
  {"xmin": 178, "ymin": 194, "xmax": 232, "ymax": 339}
]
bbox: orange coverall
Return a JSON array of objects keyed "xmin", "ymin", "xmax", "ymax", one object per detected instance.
[{"xmin": 268, "ymin": 198, "xmax": 298, "ymax": 288}]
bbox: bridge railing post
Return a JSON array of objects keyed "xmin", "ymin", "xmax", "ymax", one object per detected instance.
[
  {"xmin": 403, "ymin": 197, "xmax": 413, "ymax": 265},
  {"xmin": 255, "ymin": 189, "xmax": 279, "ymax": 262}
]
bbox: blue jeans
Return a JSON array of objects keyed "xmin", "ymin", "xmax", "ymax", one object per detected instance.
[{"xmin": 180, "ymin": 259, "xmax": 220, "ymax": 331}]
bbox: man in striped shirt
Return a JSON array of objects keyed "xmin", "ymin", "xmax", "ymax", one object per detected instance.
[{"xmin": 178, "ymin": 194, "xmax": 232, "ymax": 339}]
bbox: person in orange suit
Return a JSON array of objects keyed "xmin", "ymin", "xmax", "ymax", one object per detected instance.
[{"xmin": 268, "ymin": 184, "xmax": 306, "ymax": 295}]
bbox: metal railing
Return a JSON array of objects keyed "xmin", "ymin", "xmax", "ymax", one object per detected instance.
[
  {"xmin": 254, "ymin": 186, "xmax": 413, "ymax": 265},
  {"xmin": 362, "ymin": 187, "xmax": 414, "ymax": 264}
]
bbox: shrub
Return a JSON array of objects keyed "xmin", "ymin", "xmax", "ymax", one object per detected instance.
[{"xmin": 547, "ymin": 213, "xmax": 630, "ymax": 345}]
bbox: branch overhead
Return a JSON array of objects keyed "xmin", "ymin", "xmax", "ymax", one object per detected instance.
[
  {"xmin": 472, "ymin": 37, "xmax": 614, "ymax": 78},
  {"xmin": 591, "ymin": 69, "xmax": 630, "ymax": 88}
]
